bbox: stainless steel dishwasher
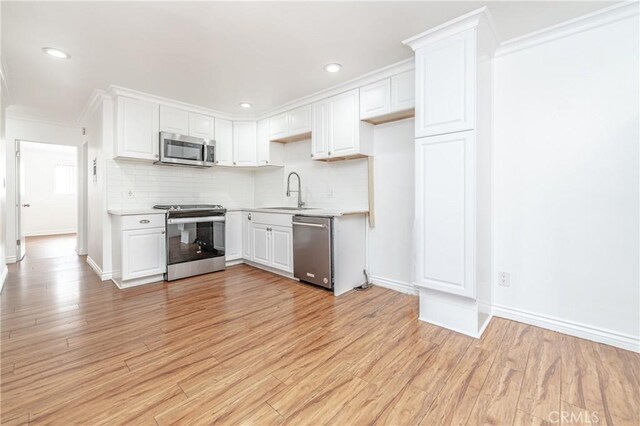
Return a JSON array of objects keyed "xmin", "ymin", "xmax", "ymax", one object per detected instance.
[{"xmin": 292, "ymin": 215, "xmax": 333, "ymax": 289}]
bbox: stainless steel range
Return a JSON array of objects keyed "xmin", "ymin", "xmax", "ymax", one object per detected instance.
[{"xmin": 153, "ymin": 204, "xmax": 226, "ymax": 281}]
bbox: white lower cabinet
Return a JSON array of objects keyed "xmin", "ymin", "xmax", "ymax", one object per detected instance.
[
  {"xmin": 244, "ymin": 213, "xmax": 293, "ymax": 274},
  {"xmin": 242, "ymin": 212, "xmax": 253, "ymax": 260},
  {"xmin": 122, "ymin": 228, "xmax": 166, "ymax": 280},
  {"xmin": 225, "ymin": 211, "xmax": 242, "ymax": 261},
  {"xmin": 269, "ymin": 225, "xmax": 293, "ymax": 273},
  {"xmin": 110, "ymin": 213, "xmax": 167, "ymax": 288},
  {"xmin": 251, "ymin": 224, "xmax": 271, "ymax": 267}
]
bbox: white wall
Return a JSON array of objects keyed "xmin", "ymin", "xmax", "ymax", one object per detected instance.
[
  {"xmin": 20, "ymin": 142, "xmax": 77, "ymax": 236},
  {"xmin": 4, "ymin": 115, "xmax": 83, "ymax": 261},
  {"xmin": 367, "ymin": 120, "xmax": 415, "ymax": 292},
  {"xmin": 254, "ymin": 139, "xmax": 369, "ymax": 210},
  {"xmin": 493, "ymin": 15, "xmax": 639, "ymax": 342}
]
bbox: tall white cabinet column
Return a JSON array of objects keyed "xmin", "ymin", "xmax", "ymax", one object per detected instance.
[{"xmin": 404, "ymin": 8, "xmax": 498, "ymax": 338}]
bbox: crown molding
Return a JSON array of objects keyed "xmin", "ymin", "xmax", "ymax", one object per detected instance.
[
  {"xmin": 6, "ymin": 110, "xmax": 81, "ymax": 129},
  {"xmin": 495, "ymin": 1, "xmax": 639, "ymax": 57},
  {"xmin": 402, "ymin": 6, "xmax": 499, "ymax": 51},
  {"xmin": 256, "ymin": 57, "xmax": 414, "ymax": 120},
  {"xmin": 78, "ymin": 57, "xmax": 414, "ymax": 124},
  {"xmin": 77, "ymin": 89, "xmax": 110, "ymax": 125},
  {"xmin": 106, "ymin": 85, "xmax": 236, "ymax": 121}
]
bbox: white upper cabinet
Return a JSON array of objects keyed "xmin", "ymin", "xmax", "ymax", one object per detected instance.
[
  {"xmin": 160, "ymin": 105, "xmax": 214, "ymax": 139},
  {"xmin": 269, "ymin": 114, "xmax": 288, "ymax": 141},
  {"xmin": 391, "ymin": 70, "xmax": 415, "ymax": 112},
  {"xmin": 359, "ymin": 71, "xmax": 415, "ymax": 124},
  {"xmin": 311, "ymin": 101, "xmax": 329, "ymax": 160},
  {"xmin": 414, "ymin": 28, "xmax": 475, "ymax": 137},
  {"xmin": 360, "ymin": 79, "xmax": 391, "ymax": 120},
  {"xmin": 115, "ymin": 96, "xmax": 160, "ymax": 161},
  {"xmin": 233, "ymin": 121, "xmax": 257, "ymax": 167},
  {"xmin": 269, "ymin": 105, "xmax": 312, "ymax": 142},
  {"xmin": 288, "ymin": 105, "xmax": 311, "ymax": 136},
  {"xmin": 256, "ymin": 119, "xmax": 270, "ymax": 166},
  {"xmin": 256, "ymin": 119, "xmax": 283, "ymax": 167},
  {"xmin": 160, "ymin": 105, "xmax": 189, "ymax": 135},
  {"xmin": 313, "ymin": 89, "xmax": 373, "ymax": 160},
  {"xmin": 189, "ymin": 112, "xmax": 215, "ymax": 139},
  {"xmin": 214, "ymin": 118, "xmax": 233, "ymax": 166}
]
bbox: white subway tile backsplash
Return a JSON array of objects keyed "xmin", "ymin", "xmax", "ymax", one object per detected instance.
[
  {"xmin": 107, "ymin": 159, "xmax": 255, "ymax": 209},
  {"xmin": 107, "ymin": 140, "xmax": 369, "ymax": 211}
]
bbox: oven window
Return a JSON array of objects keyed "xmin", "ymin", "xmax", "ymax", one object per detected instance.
[
  {"xmin": 167, "ymin": 221, "xmax": 225, "ymax": 264},
  {"xmin": 165, "ymin": 139, "xmax": 203, "ymax": 161}
]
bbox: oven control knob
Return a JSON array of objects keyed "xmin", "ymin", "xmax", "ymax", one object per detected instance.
[{"xmin": 323, "ymin": 278, "xmax": 328, "ymax": 284}]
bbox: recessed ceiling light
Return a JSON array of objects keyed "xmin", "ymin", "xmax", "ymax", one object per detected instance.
[
  {"xmin": 239, "ymin": 102, "xmax": 252, "ymax": 109},
  {"xmin": 42, "ymin": 47, "xmax": 70, "ymax": 59},
  {"xmin": 324, "ymin": 63, "xmax": 342, "ymax": 73}
]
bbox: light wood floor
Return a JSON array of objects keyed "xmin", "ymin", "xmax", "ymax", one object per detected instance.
[{"xmin": 1, "ymin": 235, "xmax": 639, "ymax": 425}]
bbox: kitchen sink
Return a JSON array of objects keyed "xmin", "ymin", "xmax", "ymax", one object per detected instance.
[{"xmin": 261, "ymin": 207, "xmax": 319, "ymax": 211}]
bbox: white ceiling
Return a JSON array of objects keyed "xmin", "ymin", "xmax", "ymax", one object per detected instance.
[{"xmin": 2, "ymin": 1, "xmax": 615, "ymax": 123}]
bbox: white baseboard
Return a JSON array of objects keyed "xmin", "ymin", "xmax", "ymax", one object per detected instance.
[
  {"xmin": 6, "ymin": 255, "xmax": 16, "ymax": 264},
  {"xmin": 0, "ymin": 264, "xmax": 7, "ymax": 294},
  {"xmin": 86, "ymin": 256, "xmax": 112, "ymax": 281},
  {"xmin": 23, "ymin": 229, "xmax": 76, "ymax": 237},
  {"xmin": 370, "ymin": 275, "xmax": 418, "ymax": 296},
  {"xmin": 493, "ymin": 304, "xmax": 640, "ymax": 353},
  {"xmin": 225, "ymin": 259, "xmax": 244, "ymax": 267}
]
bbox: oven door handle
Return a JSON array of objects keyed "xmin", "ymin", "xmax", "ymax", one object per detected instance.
[{"xmin": 167, "ymin": 216, "xmax": 226, "ymax": 224}]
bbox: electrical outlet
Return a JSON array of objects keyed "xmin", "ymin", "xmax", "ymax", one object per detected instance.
[
  {"xmin": 128, "ymin": 190, "xmax": 134, "ymax": 197},
  {"xmin": 327, "ymin": 188, "xmax": 334, "ymax": 198},
  {"xmin": 498, "ymin": 271, "xmax": 510, "ymax": 287}
]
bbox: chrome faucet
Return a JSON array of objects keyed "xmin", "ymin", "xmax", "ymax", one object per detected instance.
[{"xmin": 286, "ymin": 172, "xmax": 305, "ymax": 209}]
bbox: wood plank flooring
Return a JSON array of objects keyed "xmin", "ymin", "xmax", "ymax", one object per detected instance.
[{"xmin": 1, "ymin": 235, "xmax": 639, "ymax": 425}]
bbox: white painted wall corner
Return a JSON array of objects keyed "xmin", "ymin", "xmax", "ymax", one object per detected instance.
[{"xmin": 86, "ymin": 255, "xmax": 112, "ymax": 281}]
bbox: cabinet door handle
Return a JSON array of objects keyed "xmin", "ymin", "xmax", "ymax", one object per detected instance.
[
  {"xmin": 161, "ymin": 231, "xmax": 165, "ymax": 234},
  {"xmin": 310, "ymin": 153, "xmax": 314, "ymax": 158},
  {"xmin": 248, "ymin": 213, "xmax": 251, "ymax": 220},
  {"xmin": 328, "ymin": 151, "xmax": 332, "ymax": 156},
  {"xmin": 139, "ymin": 219, "xmax": 150, "ymax": 224}
]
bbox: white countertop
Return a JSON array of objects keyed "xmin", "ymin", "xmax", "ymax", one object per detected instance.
[
  {"xmin": 235, "ymin": 207, "xmax": 368, "ymax": 217},
  {"xmin": 108, "ymin": 207, "xmax": 367, "ymax": 217},
  {"xmin": 108, "ymin": 209, "xmax": 166, "ymax": 216}
]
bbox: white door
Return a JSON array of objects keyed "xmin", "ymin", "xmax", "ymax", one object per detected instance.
[
  {"xmin": 391, "ymin": 70, "xmax": 415, "ymax": 112},
  {"xmin": 233, "ymin": 121, "xmax": 257, "ymax": 167},
  {"xmin": 311, "ymin": 101, "xmax": 329, "ymax": 160},
  {"xmin": 359, "ymin": 79, "xmax": 390, "ymax": 120},
  {"xmin": 328, "ymin": 89, "xmax": 359, "ymax": 157},
  {"xmin": 189, "ymin": 113, "xmax": 215, "ymax": 139},
  {"xmin": 159, "ymin": 105, "xmax": 189, "ymax": 135},
  {"xmin": 288, "ymin": 105, "xmax": 311, "ymax": 136},
  {"xmin": 251, "ymin": 223, "xmax": 270, "ymax": 266},
  {"xmin": 117, "ymin": 97, "xmax": 160, "ymax": 160},
  {"xmin": 270, "ymin": 225, "xmax": 293, "ymax": 273},
  {"xmin": 415, "ymin": 28, "xmax": 475, "ymax": 137},
  {"xmin": 122, "ymin": 227, "xmax": 166, "ymax": 280},
  {"xmin": 269, "ymin": 113, "xmax": 288, "ymax": 140},
  {"xmin": 214, "ymin": 118, "xmax": 233, "ymax": 166},
  {"xmin": 415, "ymin": 131, "xmax": 475, "ymax": 298},
  {"xmin": 15, "ymin": 140, "xmax": 26, "ymax": 261},
  {"xmin": 242, "ymin": 212, "xmax": 253, "ymax": 260},
  {"xmin": 225, "ymin": 211, "xmax": 242, "ymax": 261},
  {"xmin": 256, "ymin": 119, "xmax": 270, "ymax": 166}
]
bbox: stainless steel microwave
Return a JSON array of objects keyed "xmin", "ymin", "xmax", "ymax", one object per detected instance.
[{"xmin": 157, "ymin": 132, "xmax": 215, "ymax": 168}]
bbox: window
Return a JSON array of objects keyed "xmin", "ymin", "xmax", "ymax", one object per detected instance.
[{"xmin": 55, "ymin": 165, "xmax": 77, "ymax": 195}]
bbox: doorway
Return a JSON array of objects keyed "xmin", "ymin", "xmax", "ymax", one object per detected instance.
[{"xmin": 15, "ymin": 140, "xmax": 79, "ymax": 261}]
